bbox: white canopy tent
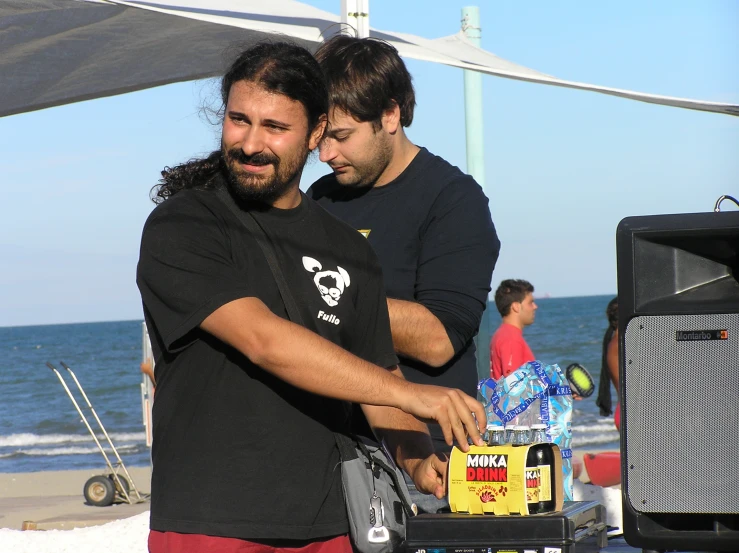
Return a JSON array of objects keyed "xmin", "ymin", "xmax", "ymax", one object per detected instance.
[{"xmin": 1, "ymin": 0, "xmax": 737, "ymax": 119}]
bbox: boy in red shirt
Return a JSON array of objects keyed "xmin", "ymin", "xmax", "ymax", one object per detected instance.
[{"xmin": 489, "ymin": 279, "xmax": 537, "ymax": 380}]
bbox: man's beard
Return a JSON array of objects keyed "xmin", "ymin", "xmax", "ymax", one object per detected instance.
[
  {"xmin": 222, "ymin": 144, "xmax": 307, "ymax": 205},
  {"xmin": 334, "ymin": 132, "xmax": 393, "ymax": 188}
]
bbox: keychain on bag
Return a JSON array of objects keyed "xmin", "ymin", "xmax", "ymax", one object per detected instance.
[{"xmin": 368, "ymin": 490, "xmax": 390, "ymax": 543}]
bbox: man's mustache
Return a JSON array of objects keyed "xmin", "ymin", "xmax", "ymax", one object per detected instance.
[{"xmin": 226, "ymin": 148, "xmax": 279, "ymax": 167}]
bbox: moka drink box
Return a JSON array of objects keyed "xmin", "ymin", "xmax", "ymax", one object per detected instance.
[{"xmin": 447, "ymin": 444, "xmax": 564, "ymax": 516}]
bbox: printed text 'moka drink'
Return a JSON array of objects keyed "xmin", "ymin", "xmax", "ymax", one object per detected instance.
[{"xmin": 448, "ymin": 444, "xmax": 563, "ymax": 516}]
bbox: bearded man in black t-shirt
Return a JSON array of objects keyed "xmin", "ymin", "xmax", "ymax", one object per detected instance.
[
  {"xmin": 136, "ymin": 42, "xmax": 486, "ymax": 553},
  {"xmin": 309, "ymin": 36, "xmax": 501, "ymax": 514}
]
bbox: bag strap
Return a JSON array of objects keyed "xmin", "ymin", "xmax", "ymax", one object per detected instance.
[
  {"xmin": 215, "ymin": 186, "xmax": 414, "ymax": 517},
  {"xmin": 215, "ymin": 186, "xmax": 305, "ymax": 325},
  {"xmin": 215, "ymin": 186, "xmax": 350, "ymax": 424}
]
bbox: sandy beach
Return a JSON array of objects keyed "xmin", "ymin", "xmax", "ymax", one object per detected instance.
[
  {"xmin": 0, "ymin": 467, "xmax": 151, "ymax": 531},
  {"xmin": 0, "ymin": 451, "xmax": 630, "ymax": 553}
]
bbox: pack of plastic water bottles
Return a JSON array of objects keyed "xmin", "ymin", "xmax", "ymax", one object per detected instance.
[{"xmin": 479, "ymin": 360, "xmax": 575, "ymax": 501}]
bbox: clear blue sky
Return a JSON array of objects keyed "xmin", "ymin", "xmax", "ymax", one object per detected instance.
[{"xmin": 1, "ymin": 0, "xmax": 737, "ymax": 327}]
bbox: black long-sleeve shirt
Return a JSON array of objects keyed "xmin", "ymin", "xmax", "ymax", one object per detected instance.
[{"xmin": 310, "ymin": 147, "xmax": 500, "ymax": 449}]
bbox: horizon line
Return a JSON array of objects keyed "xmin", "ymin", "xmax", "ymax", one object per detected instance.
[{"xmin": 0, "ymin": 292, "xmax": 619, "ymax": 330}]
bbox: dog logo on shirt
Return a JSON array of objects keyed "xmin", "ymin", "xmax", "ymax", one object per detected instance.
[{"xmin": 302, "ymin": 256, "xmax": 351, "ymax": 307}]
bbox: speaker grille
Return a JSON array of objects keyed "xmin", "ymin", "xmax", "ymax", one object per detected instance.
[{"xmin": 624, "ymin": 314, "xmax": 739, "ymax": 514}]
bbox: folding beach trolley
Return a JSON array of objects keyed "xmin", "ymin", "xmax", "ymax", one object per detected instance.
[{"xmin": 47, "ymin": 361, "xmax": 149, "ymax": 507}]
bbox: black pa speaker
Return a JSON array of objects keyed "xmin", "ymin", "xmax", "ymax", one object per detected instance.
[{"xmin": 616, "ymin": 210, "xmax": 739, "ymax": 551}]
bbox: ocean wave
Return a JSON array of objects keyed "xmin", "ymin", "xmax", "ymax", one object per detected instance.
[
  {"xmin": 572, "ymin": 421, "xmax": 617, "ymax": 434},
  {"xmin": 572, "ymin": 432, "xmax": 620, "ymax": 448},
  {"xmin": 0, "ymin": 443, "xmax": 143, "ymax": 458},
  {"xmin": 0, "ymin": 432, "xmax": 146, "ymax": 448}
]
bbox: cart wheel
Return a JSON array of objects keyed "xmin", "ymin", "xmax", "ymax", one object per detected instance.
[
  {"xmin": 109, "ymin": 474, "xmax": 130, "ymax": 496},
  {"xmin": 84, "ymin": 475, "xmax": 115, "ymax": 506}
]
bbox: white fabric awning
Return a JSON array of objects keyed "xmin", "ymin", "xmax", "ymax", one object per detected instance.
[{"xmin": 1, "ymin": 0, "xmax": 736, "ymax": 118}]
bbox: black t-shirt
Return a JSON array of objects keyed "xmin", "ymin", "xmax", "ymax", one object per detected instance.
[
  {"xmin": 136, "ymin": 178, "xmax": 397, "ymax": 540},
  {"xmin": 309, "ymin": 148, "xmax": 500, "ymax": 449}
]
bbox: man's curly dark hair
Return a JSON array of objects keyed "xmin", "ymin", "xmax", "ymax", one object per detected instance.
[
  {"xmin": 151, "ymin": 41, "xmax": 328, "ymax": 204},
  {"xmin": 154, "ymin": 151, "xmax": 223, "ymax": 204}
]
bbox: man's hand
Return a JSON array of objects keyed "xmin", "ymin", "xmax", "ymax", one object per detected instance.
[
  {"xmin": 395, "ymin": 382, "xmax": 485, "ymax": 451},
  {"xmin": 406, "ymin": 452, "xmax": 449, "ymax": 499}
]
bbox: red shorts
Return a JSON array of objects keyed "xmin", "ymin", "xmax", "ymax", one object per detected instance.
[{"xmin": 148, "ymin": 531, "xmax": 353, "ymax": 553}]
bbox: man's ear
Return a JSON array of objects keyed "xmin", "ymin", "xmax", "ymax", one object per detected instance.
[
  {"xmin": 510, "ymin": 301, "xmax": 521, "ymax": 315},
  {"xmin": 309, "ymin": 114, "xmax": 328, "ymax": 150},
  {"xmin": 381, "ymin": 102, "xmax": 401, "ymax": 134}
]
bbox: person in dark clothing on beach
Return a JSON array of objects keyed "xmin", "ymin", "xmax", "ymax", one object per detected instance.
[
  {"xmin": 136, "ymin": 41, "xmax": 485, "ymax": 553},
  {"xmin": 595, "ymin": 297, "xmax": 620, "ymax": 430},
  {"xmin": 309, "ymin": 36, "xmax": 499, "ymax": 514}
]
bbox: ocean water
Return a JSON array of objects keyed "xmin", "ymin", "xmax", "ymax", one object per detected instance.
[
  {"xmin": 0, "ymin": 321, "xmax": 149, "ymax": 473},
  {"xmin": 0, "ymin": 295, "xmax": 619, "ymax": 473}
]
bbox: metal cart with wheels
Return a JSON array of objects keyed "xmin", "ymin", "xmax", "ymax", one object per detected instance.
[{"xmin": 47, "ymin": 361, "xmax": 149, "ymax": 507}]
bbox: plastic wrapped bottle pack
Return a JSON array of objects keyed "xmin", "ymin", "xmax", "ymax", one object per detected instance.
[{"xmin": 479, "ymin": 360, "xmax": 575, "ymax": 501}]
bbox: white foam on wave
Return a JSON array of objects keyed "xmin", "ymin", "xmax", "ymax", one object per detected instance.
[
  {"xmin": 572, "ymin": 420, "xmax": 616, "ymax": 433},
  {"xmin": 0, "ymin": 446, "xmax": 102, "ymax": 457},
  {"xmin": 0, "ymin": 432, "xmax": 145, "ymax": 448},
  {"xmin": 570, "ymin": 419, "xmax": 619, "ymax": 448},
  {"xmin": 0, "ymin": 443, "xmax": 142, "ymax": 457},
  {"xmin": 572, "ymin": 433, "xmax": 620, "ymax": 448}
]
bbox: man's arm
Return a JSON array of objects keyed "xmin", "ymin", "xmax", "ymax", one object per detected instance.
[
  {"xmin": 362, "ymin": 388, "xmax": 449, "ymax": 499},
  {"xmin": 361, "ymin": 366, "xmax": 457, "ymax": 499},
  {"xmin": 403, "ymin": 176, "xmax": 499, "ymax": 367},
  {"xmin": 201, "ymin": 296, "xmax": 485, "ymax": 449},
  {"xmin": 387, "ymin": 298, "xmax": 454, "ymax": 368},
  {"xmin": 494, "ymin": 338, "xmax": 521, "ymax": 379},
  {"xmin": 489, "ymin": 337, "xmax": 501, "ymax": 380},
  {"xmin": 607, "ymin": 328, "xmax": 619, "ymax": 391}
]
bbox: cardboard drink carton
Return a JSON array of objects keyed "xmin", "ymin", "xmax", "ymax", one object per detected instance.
[{"xmin": 448, "ymin": 443, "xmax": 564, "ymax": 516}]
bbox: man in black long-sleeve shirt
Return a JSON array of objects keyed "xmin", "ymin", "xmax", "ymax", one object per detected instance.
[{"xmin": 309, "ymin": 36, "xmax": 500, "ymax": 513}]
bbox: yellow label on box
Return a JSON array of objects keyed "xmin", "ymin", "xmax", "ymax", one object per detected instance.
[
  {"xmin": 447, "ymin": 443, "xmax": 564, "ymax": 516},
  {"xmin": 539, "ymin": 464, "xmax": 552, "ymax": 502},
  {"xmin": 448, "ymin": 445, "xmax": 525, "ymax": 515}
]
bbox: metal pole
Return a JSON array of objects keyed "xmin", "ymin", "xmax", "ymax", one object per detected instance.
[
  {"xmin": 462, "ymin": 6, "xmax": 485, "ymax": 187},
  {"xmin": 341, "ymin": 0, "xmax": 370, "ymax": 38},
  {"xmin": 461, "ymin": 6, "xmax": 492, "ymax": 385}
]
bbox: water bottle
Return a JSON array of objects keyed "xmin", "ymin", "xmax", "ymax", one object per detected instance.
[
  {"xmin": 512, "ymin": 425, "xmax": 531, "ymax": 446},
  {"xmin": 531, "ymin": 423, "xmax": 548, "ymax": 444},
  {"xmin": 504, "ymin": 424, "xmax": 516, "ymax": 444},
  {"xmin": 486, "ymin": 425, "xmax": 506, "ymax": 446}
]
